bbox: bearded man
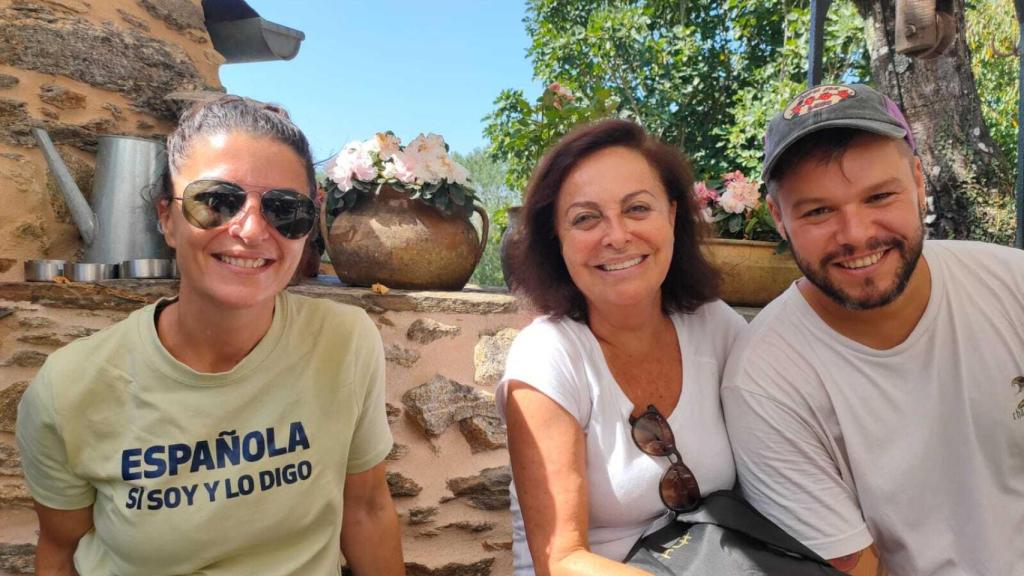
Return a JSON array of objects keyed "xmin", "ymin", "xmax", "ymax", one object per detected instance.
[{"xmin": 722, "ymin": 84, "xmax": 1024, "ymax": 576}]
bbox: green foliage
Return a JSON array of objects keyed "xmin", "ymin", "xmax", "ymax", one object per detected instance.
[
  {"xmin": 966, "ymin": 0, "xmax": 1019, "ymax": 171},
  {"xmin": 485, "ymin": 0, "xmax": 871, "ymax": 196},
  {"xmin": 453, "ymin": 149, "xmax": 517, "ymax": 287}
]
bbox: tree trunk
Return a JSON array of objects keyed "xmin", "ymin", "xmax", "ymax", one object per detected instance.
[{"xmin": 853, "ymin": 0, "xmax": 1015, "ymax": 243}]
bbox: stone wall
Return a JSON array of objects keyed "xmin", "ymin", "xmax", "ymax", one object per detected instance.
[
  {"xmin": 0, "ymin": 280, "xmax": 530, "ymax": 575},
  {"xmin": 0, "ymin": 0, "xmax": 222, "ymax": 266}
]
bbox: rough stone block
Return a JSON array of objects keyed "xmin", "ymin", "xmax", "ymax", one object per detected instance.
[
  {"xmin": 0, "ymin": 7, "xmax": 210, "ymax": 119},
  {"xmin": 385, "ymin": 402, "xmax": 401, "ymax": 424},
  {"xmin": 406, "ymin": 318, "xmax": 461, "ymax": 345},
  {"xmin": 17, "ymin": 316, "xmax": 54, "ymax": 329},
  {"xmin": 136, "ymin": 0, "xmax": 205, "ymax": 31},
  {"xmin": 407, "ymin": 505, "xmax": 438, "ymax": 525},
  {"xmin": 458, "ymin": 411, "xmax": 507, "ymax": 453},
  {"xmin": 386, "ymin": 443, "xmax": 409, "ymax": 462},
  {"xmin": 0, "ymin": 382, "xmax": 29, "ymax": 433},
  {"xmin": 0, "ymin": 542, "xmax": 34, "ymax": 575},
  {"xmin": 0, "ymin": 442, "xmax": 22, "ymax": 475},
  {"xmin": 446, "ymin": 466, "xmax": 511, "ymax": 511},
  {"xmin": 440, "ymin": 521, "xmax": 495, "ymax": 533},
  {"xmin": 402, "ymin": 375, "xmax": 488, "ymax": 438},
  {"xmin": 39, "ymin": 84, "xmax": 86, "ymax": 109},
  {"xmin": 1, "ymin": 350, "xmax": 47, "ymax": 368},
  {"xmin": 405, "ymin": 558, "xmax": 494, "ymax": 576},
  {"xmin": 386, "ymin": 471, "xmax": 422, "ymax": 498},
  {"xmin": 385, "ymin": 344, "xmax": 420, "ymax": 367},
  {"xmin": 473, "ymin": 328, "xmax": 517, "ymax": 387},
  {"xmin": 117, "ymin": 8, "xmax": 149, "ymax": 31}
]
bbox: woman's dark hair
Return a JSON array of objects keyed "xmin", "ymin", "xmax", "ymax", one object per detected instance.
[
  {"xmin": 155, "ymin": 95, "xmax": 317, "ymax": 204},
  {"xmin": 507, "ymin": 118, "xmax": 720, "ymax": 322}
]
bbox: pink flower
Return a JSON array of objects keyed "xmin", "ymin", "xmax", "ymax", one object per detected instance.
[
  {"xmin": 385, "ymin": 150, "xmax": 420, "ymax": 184},
  {"xmin": 694, "ymin": 181, "xmax": 719, "ymax": 206},
  {"xmin": 725, "ymin": 177, "xmax": 761, "ymax": 210},
  {"xmin": 722, "ymin": 170, "xmax": 745, "ymax": 184},
  {"xmin": 548, "ymin": 82, "xmax": 574, "ymax": 109}
]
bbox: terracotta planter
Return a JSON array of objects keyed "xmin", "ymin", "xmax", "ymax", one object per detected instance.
[
  {"xmin": 499, "ymin": 205, "xmax": 522, "ymax": 288},
  {"xmin": 323, "ymin": 185, "xmax": 489, "ymax": 291},
  {"xmin": 703, "ymin": 238, "xmax": 802, "ymax": 307}
]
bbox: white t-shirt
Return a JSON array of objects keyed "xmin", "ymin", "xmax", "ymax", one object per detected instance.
[
  {"xmin": 496, "ymin": 300, "xmax": 747, "ymax": 575},
  {"xmin": 722, "ymin": 240, "xmax": 1024, "ymax": 576}
]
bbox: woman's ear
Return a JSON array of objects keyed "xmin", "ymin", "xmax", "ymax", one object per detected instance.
[{"xmin": 156, "ymin": 198, "xmax": 176, "ymax": 248}]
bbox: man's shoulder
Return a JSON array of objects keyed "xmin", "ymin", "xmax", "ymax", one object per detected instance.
[
  {"xmin": 724, "ymin": 287, "xmax": 822, "ymax": 393},
  {"xmin": 926, "ymin": 239, "xmax": 1024, "ymax": 267}
]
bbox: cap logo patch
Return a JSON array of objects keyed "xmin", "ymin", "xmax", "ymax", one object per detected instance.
[{"xmin": 783, "ymin": 85, "xmax": 856, "ymax": 120}]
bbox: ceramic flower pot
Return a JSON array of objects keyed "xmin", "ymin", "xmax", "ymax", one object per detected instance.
[
  {"xmin": 323, "ymin": 185, "xmax": 489, "ymax": 291},
  {"xmin": 703, "ymin": 238, "xmax": 802, "ymax": 307},
  {"xmin": 499, "ymin": 205, "xmax": 522, "ymax": 288}
]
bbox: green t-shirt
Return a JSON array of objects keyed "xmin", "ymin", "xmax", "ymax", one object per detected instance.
[{"xmin": 16, "ymin": 292, "xmax": 393, "ymax": 575}]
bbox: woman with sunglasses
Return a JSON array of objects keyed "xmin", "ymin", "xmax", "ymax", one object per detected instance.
[
  {"xmin": 496, "ymin": 119, "xmax": 747, "ymax": 575},
  {"xmin": 16, "ymin": 96, "xmax": 405, "ymax": 575}
]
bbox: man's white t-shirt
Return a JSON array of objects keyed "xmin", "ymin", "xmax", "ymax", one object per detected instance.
[
  {"xmin": 723, "ymin": 240, "xmax": 1024, "ymax": 576},
  {"xmin": 496, "ymin": 300, "xmax": 747, "ymax": 575}
]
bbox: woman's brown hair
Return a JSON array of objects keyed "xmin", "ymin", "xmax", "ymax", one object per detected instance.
[{"xmin": 507, "ymin": 118, "xmax": 720, "ymax": 321}]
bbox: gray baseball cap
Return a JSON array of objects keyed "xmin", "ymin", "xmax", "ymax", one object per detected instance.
[{"xmin": 761, "ymin": 83, "xmax": 916, "ymax": 182}]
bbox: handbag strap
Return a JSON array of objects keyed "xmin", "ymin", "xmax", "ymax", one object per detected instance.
[{"xmin": 674, "ymin": 490, "xmax": 833, "ymax": 566}]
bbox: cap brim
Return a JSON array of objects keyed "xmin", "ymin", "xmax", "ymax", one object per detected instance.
[{"xmin": 762, "ymin": 119, "xmax": 908, "ymax": 182}]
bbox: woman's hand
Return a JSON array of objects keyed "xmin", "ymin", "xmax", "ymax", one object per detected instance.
[
  {"xmin": 506, "ymin": 381, "xmax": 653, "ymax": 576},
  {"xmin": 33, "ymin": 501, "xmax": 92, "ymax": 576},
  {"xmin": 340, "ymin": 461, "xmax": 405, "ymax": 575}
]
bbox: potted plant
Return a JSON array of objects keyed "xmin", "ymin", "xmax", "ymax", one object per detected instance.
[
  {"xmin": 695, "ymin": 171, "xmax": 801, "ymax": 307},
  {"xmin": 321, "ymin": 132, "xmax": 488, "ymax": 291}
]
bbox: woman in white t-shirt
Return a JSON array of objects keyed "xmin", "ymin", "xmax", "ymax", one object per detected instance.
[{"xmin": 496, "ymin": 119, "xmax": 747, "ymax": 575}]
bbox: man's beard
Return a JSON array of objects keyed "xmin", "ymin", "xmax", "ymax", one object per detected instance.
[{"xmin": 787, "ymin": 226, "xmax": 925, "ymax": 311}]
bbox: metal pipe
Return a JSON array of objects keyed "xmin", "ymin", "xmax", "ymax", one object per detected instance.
[
  {"xmin": 808, "ymin": 0, "xmax": 833, "ymax": 87},
  {"xmin": 32, "ymin": 128, "xmax": 97, "ymax": 246},
  {"xmin": 1015, "ymin": 0, "xmax": 1024, "ymax": 248}
]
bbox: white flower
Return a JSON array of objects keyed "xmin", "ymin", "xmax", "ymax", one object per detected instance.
[
  {"xmin": 366, "ymin": 132, "xmax": 401, "ymax": 160},
  {"xmin": 718, "ymin": 190, "xmax": 747, "ymax": 214},
  {"xmin": 325, "ymin": 140, "xmax": 378, "ymax": 190},
  {"xmin": 449, "ymin": 159, "xmax": 470, "ymax": 185}
]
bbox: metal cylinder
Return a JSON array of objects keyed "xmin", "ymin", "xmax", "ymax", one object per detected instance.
[
  {"xmin": 24, "ymin": 260, "xmax": 65, "ymax": 282},
  {"xmin": 66, "ymin": 263, "xmax": 119, "ymax": 282},
  {"xmin": 120, "ymin": 259, "xmax": 174, "ymax": 279}
]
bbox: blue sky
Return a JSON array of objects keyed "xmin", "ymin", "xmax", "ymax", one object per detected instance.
[{"xmin": 220, "ymin": 1, "xmax": 538, "ymax": 163}]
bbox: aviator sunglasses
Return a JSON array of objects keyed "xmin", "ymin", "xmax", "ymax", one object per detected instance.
[
  {"xmin": 172, "ymin": 179, "xmax": 317, "ymax": 239},
  {"xmin": 630, "ymin": 404, "xmax": 702, "ymax": 513}
]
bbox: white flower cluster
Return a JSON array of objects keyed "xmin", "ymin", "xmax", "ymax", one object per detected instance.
[{"xmin": 325, "ymin": 132, "xmax": 470, "ymax": 192}]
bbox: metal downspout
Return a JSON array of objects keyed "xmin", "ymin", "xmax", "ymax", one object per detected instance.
[
  {"xmin": 808, "ymin": 0, "xmax": 833, "ymax": 87},
  {"xmin": 1015, "ymin": 0, "xmax": 1024, "ymax": 248}
]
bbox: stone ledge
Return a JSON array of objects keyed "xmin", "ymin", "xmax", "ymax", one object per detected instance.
[{"xmin": 0, "ymin": 278, "xmax": 521, "ymax": 315}]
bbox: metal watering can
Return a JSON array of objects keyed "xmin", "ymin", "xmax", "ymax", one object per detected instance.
[{"xmin": 33, "ymin": 128, "xmax": 172, "ymax": 264}]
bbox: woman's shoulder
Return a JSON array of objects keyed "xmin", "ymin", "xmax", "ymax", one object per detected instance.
[
  {"xmin": 676, "ymin": 299, "xmax": 747, "ymax": 335},
  {"xmin": 511, "ymin": 315, "xmax": 591, "ymax": 356}
]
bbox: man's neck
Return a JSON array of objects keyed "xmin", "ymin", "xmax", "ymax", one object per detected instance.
[{"xmin": 799, "ymin": 256, "xmax": 932, "ymax": 350}]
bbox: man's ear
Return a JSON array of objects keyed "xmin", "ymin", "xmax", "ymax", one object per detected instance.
[
  {"xmin": 766, "ymin": 194, "xmax": 787, "ymax": 241},
  {"xmin": 912, "ymin": 156, "xmax": 927, "ymax": 211}
]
